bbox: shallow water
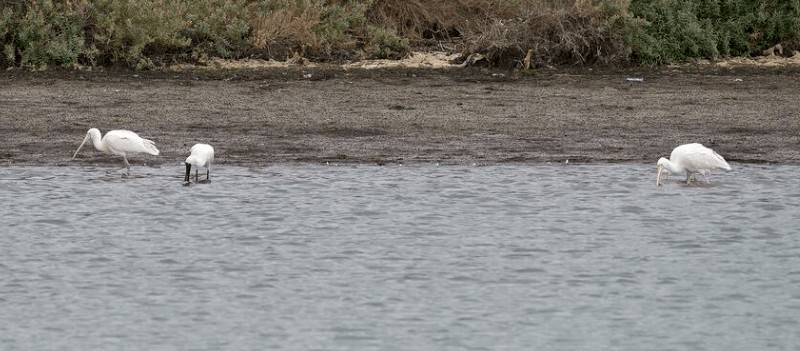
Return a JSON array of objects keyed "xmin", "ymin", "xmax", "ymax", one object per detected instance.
[{"xmin": 1, "ymin": 164, "xmax": 799, "ymax": 350}]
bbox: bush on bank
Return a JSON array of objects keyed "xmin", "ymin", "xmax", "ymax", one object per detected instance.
[
  {"xmin": 628, "ymin": 0, "xmax": 800, "ymax": 64},
  {"xmin": 0, "ymin": 0, "xmax": 798, "ymax": 70}
]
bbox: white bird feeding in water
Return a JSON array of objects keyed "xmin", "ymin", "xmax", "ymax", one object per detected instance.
[
  {"xmin": 656, "ymin": 143, "xmax": 731, "ymax": 186},
  {"xmin": 184, "ymin": 143, "xmax": 214, "ymax": 184},
  {"xmin": 72, "ymin": 128, "xmax": 159, "ymax": 175}
]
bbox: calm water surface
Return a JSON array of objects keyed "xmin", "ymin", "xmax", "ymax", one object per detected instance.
[{"xmin": 1, "ymin": 164, "xmax": 799, "ymax": 350}]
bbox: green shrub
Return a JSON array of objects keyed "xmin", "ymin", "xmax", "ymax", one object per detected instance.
[
  {"xmin": 755, "ymin": 0, "xmax": 800, "ymax": 51},
  {"xmin": 628, "ymin": 0, "xmax": 717, "ymax": 64},
  {"xmin": 87, "ymin": 0, "xmax": 191, "ymax": 68},
  {"xmin": 3, "ymin": 0, "xmax": 89, "ymax": 69},
  {"xmin": 184, "ymin": 0, "xmax": 250, "ymax": 60},
  {"xmin": 628, "ymin": 0, "xmax": 800, "ymax": 64},
  {"xmin": 313, "ymin": 1, "xmax": 371, "ymax": 57},
  {"xmin": 1, "ymin": 6, "xmax": 15, "ymax": 66},
  {"xmin": 366, "ymin": 25, "xmax": 408, "ymax": 59}
]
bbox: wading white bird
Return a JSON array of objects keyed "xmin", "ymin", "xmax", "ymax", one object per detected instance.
[
  {"xmin": 72, "ymin": 128, "xmax": 159, "ymax": 174},
  {"xmin": 184, "ymin": 143, "xmax": 214, "ymax": 183},
  {"xmin": 656, "ymin": 143, "xmax": 731, "ymax": 186}
]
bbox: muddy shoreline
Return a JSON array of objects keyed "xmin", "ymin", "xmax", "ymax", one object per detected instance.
[{"xmin": 1, "ymin": 66, "xmax": 799, "ymax": 168}]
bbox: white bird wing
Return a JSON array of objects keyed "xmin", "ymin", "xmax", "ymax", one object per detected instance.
[
  {"xmin": 680, "ymin": 148, "xmax": 731, "ymax": 172},
  {"xmin": 104, "ymin": 130, "xmax": 160, "ymax": 156}
]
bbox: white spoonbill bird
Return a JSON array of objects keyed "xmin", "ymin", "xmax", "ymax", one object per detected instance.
[
  {"xmin": 656, "ymin": 143, "xmax": 731, "ymax": 186},
  {"xmin": 184, "ymin": 143, "xmax": 214, "ymax": 183},
  {"xmin": 72, "ymin": 128, "xmax": 159, "ymax": 174}
]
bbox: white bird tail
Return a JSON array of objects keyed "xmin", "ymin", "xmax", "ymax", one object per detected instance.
[
  {"xmin": 142, "ymin": 138, "xmax": 160, "ymax": 155},
  {"xmin": 712, "ymin": 150, "xmax": 731, "ymax": 170}
]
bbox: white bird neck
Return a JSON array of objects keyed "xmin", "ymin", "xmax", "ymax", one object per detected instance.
[
  {"xmin": 88, "ymin": 129, "xmax": 107, "ymax": 153},
  {"xmin": 659, "ymin": 158, "xmax": 684, "ymax": 173}
]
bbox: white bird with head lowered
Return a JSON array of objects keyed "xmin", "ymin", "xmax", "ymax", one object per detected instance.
[
  {"xmin": 72, "ymin": 128, "xmax": 159, "ymax": 175},
  {"xmin": 184, "ymin": 143, "xmax": 214, "ymax": 184},
  {"xmin": 656, "ymin": 143, "xmax": 731, "ymax": 186}
]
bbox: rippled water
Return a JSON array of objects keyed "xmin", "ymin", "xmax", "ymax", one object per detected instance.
[{"xmin": 1, "ymin": 163, "xmax": 799, "ymax": 350}]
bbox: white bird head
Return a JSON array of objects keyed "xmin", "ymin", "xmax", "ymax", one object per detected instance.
[
  {"xmin": 185, "ymin": 155, "xmax": 198, "ymax": 165},
  {"xmin": 656, "ymin": 157, "xmax": 671, "ymax": 186},
  {"xmin": 72, "ymin": 128, "xmax": 101, "ymax": 160}
]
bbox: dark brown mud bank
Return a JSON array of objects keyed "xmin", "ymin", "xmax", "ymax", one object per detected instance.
[{"xmin": 1, "ymin": 66, "xmax": 799, "ymax": 168}]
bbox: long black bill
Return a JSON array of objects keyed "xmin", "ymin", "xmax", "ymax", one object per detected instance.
[{"xmin": 184, "ymin": 163, "xmax": 192, "ymax": 183}]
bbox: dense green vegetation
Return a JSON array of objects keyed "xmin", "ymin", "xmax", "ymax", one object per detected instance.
[
  {"xmin": 628, "ymin": 0, "xmax": 800, "ymax": 64},
  {"xmin": 0, "ymin": 0, "xmax": 798, "ymax": 70}
]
